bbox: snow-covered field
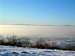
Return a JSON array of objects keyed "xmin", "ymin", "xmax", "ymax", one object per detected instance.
[{"xmin": 0, "ymin": 45, "xmax": 75, "ymax": 56}]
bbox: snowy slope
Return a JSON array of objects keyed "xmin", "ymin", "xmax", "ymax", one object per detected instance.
[{"xmin": 0, "ymin": 45, "xmax": 75, "ymax": 56}]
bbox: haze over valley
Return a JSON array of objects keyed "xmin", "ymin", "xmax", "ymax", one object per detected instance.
[{"xmin": 0, "ymin": 25, "xmax": 75, "ymax": 39}]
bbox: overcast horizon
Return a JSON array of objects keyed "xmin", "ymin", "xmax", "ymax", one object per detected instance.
[{"xmin": 0, "ymin": 25, "xmax": 74, "ymax": 38}]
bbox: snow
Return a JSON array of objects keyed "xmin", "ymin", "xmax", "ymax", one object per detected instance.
[{"xmin": 0, "ymin": 45, "xmax": 75, "ymax": 56}]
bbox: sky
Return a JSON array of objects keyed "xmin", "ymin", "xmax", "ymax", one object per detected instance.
[{"xmin": 0, "ymin": 0, "xmax": 75, "ymax": 25}]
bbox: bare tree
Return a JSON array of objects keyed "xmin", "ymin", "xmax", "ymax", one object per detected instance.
[
  {"xmin": 19, "ymin": 37, "xmax": 31, "ymax": 47},
  {"xmin": 6, "ymin": 35, "xmax": 17, "ymax": 46}
]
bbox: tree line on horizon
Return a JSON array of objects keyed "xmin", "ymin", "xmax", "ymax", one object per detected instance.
[{"xmin": 0, "ymin": 35, "xmax": 75, "ymax": 50}]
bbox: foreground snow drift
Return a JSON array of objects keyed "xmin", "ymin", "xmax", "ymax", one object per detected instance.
[{"xmin": 0, "ymin": 45, "xmax": 75, "ymax": 56}]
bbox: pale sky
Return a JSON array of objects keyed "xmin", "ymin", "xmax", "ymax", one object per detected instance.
[{"xmin": 0, "ymin": 0, "xmax": 75, "ymax": 25}]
